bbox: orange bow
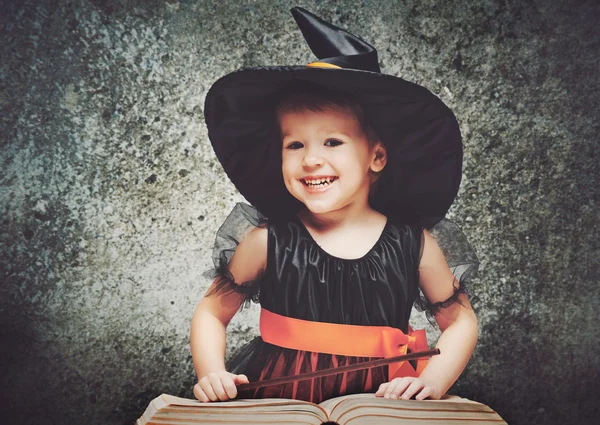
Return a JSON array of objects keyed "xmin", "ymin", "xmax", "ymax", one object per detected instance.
[{"xmin": 260, "ymin": 308, "xmax": 429, "ymax": 379}]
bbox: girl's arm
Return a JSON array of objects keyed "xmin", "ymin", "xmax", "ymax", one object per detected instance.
[
  {"xmin": 376, "ymin": 229, "xmax": 478, "ymax": 400},
  {"xmin": 190, "ymin": 226, "xmax": 267, "ymax": 401}
]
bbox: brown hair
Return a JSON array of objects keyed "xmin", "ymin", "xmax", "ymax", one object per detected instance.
[{"xmin": 275, "ymin": 83, "xmax": 382, "ymax": 147}]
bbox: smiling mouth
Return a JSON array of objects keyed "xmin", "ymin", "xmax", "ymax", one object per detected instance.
[{"xmin": 301, "ymin": 177, "xmax": 338, "ymax": 188}]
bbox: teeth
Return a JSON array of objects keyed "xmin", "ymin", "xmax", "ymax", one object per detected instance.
[{"xmin": 303, "ymin": 177, "xmax": 335, "ymax": 187}]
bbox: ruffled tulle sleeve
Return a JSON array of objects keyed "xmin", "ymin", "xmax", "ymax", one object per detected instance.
[
  {"xmin": 206, "ymin": 203, "xmax": 268, "ymax": 309},
  {"xmin": 414, "ymin": 219, "xmax": 479, "ymax": 320}
]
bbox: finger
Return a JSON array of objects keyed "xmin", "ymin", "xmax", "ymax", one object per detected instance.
[
  {"xmin": 222, "ymin": 377, "xmax": 239, "ymax": 399},
  {"xmin": 415, "ymin": 386, "xmax": 433, "ymax": 401},
  {"xmin": 388, "ymin": 378, "xmax": 415, "ymax": 399},
  {"xmin": 202, "ymin": 383, "xmax": 219, "ymax": 402},
  {"xmin": 375, "ymin": 382, "xmax": 389, "ymax": 396},
  {"xmin": 200, "ymin": 377, "xmax": 220, "ymax": 402},
  {"xmin": 193, "ymin": 383, "xmax": 210, "ymax": 403},
  {"xmin": 400, "ymin": 379, "xmax": 424, "ymax": 400},
  {"xmin": 208, "ymin": 374, "xmax": 229, "ymax": 401},
  {"xmin": 233, "ymin": 374, "xmax": 249, "ymax": 385}
]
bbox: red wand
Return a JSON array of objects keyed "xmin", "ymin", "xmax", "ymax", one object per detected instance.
[{"xmin": 237, "ymin": 348, "xmax": 440, "ymax": 392}]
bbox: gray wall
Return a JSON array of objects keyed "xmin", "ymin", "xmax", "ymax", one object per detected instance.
[{"xmin": 1, "ymin": 1, "xmax": 598, "ymax": 424}]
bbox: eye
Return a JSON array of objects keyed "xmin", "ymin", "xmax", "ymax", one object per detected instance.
[
  {"xmin": 324, "ymin": 139, "xmax": 343, "ymax": 147},
  {"xmin": 285, "ymin": 141, "xmax": 304, "ymax": 150}
]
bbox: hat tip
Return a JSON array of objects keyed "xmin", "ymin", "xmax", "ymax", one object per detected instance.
[
  {"xmin": 290, "ymin": 6, "xmax": 306, "ymax": 13},
  {"xmin": 290, "ymin": 6, "xmax": 313, "ymax": 20}
]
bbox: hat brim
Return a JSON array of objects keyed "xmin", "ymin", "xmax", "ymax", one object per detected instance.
[{"xmin": 205, "ymin": 66, "xmax": 462, "ymax": 225}]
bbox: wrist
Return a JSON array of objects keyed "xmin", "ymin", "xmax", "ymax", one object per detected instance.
[
  {"xmin": 198, "ymin": 364, "xmax": 227, "ymax": 378},
  {"xmin": 417, "ymin": 372, "xmax": 447, "ymax": 398}
]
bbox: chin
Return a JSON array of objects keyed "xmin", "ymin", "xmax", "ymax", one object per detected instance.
[
  {"xmin": 302, "ymin": 200, "xmax": 342, "ymax": 215},
  {"xmin": 304, "ymin": 205, "xmax": 330, "ymax": 214},
  {"xmin": 286, "ymin": 185, "xmax": 349, "ymax": 215}
]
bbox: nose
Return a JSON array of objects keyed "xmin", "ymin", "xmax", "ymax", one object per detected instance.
[{"xmin": 302, "ymin": 145, "xmax": 324, "ymax": 168}]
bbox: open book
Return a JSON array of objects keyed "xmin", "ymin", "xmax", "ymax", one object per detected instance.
[{"xmin": 137, "ymin": 393, "xmax": 507, "ymax": 425}]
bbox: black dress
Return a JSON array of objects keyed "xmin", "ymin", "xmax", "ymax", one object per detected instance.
[{"xmin": 210, "ymin": 203, "xmax": 477, "ymax": 404}]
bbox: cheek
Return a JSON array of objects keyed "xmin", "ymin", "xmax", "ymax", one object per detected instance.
[
  {"xmin": 281, "ymin": 156, "xmax": 294, "ymax": 181},
  {"xmin": 343, "ymin": 148, "xmax": 370, "ymax": 169}
]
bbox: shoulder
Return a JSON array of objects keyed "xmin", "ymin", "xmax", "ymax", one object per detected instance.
[
  {"xmin": 384, "ymin": 222, "xmax": 424, "ymax": 250},
  {"xmin": 235, "ymin": 226, "xmax": 268, "ymax": 261},
  {"xmin": 266, "ymin": 216, "xmax": 307, "ymax": 245},
  {"xmin": 420, "ymin": 228, "xmax": 446, "ymax": 269},
  {"xmin": 228, "ymin": 226, "xmax": 268, "ymax": 283},
  {"xmin": 418, "ymin": 228, "xmax": 458, "ymax": 304},
  {"xmin": 385, "ymin": 221, "xmax": 422, "ymax": 235},
  {"xmin": 381, "ymin": 223, "xmax": 449, "ymax": 272},
  {"xmin": 240, "ymin": 225, "xmax": 268, "ymax": 249}
]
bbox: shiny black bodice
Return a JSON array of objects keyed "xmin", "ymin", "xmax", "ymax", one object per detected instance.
[{"xmin": 259, "ymin": 218, "xmax": 423, "ymax": 333}]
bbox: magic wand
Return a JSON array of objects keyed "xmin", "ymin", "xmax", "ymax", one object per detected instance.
[{"xmin": 236, "ymin": 348, "xmax": 440, "ymax": 391}]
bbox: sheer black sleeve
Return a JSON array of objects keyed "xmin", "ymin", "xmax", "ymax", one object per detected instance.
[
  {"xmin": 206, "ymin": 203, "xmax": 268, "ymax": 309},
  {"xmin": 414, "ymin": 219, "xmax": 479, "ymax": 321}
]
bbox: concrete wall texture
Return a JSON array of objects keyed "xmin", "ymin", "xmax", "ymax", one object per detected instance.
[{"xmin": 1, "ymin": 0, "xmax": 598, "ymax": 424}]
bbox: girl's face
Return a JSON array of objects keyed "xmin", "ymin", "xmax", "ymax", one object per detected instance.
[{"xmin": 280, "ymin": 107, "xmax": 386, "ymax": 215}]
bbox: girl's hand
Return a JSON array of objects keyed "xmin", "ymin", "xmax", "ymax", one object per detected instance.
[
  {"xmin": 375, "ymin": 376, "xmax": 442, "ymax": 401},
  {"xmin": 193, "ymin": 371, "xmax": 249, "ymax": 402}
]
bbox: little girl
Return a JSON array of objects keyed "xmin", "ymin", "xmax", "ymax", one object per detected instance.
[{"xmin": 191, "ymin": 7, "xmax": 478, "ymax": 404}]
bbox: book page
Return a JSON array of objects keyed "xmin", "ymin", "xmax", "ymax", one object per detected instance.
[
  {"xmin": 137, "ymin": 394, "xmax": 330, "ymax": 425},
  {"xmin": 318, "ymin": 393, "xmax": 377, "ymax": 414},
  {"xmin": 319, "ymin": 393, "xmax": 507, "ymax": 425}
]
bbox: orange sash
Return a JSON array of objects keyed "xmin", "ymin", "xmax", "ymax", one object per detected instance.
[{"xmin": 259, "ymin": 308, "xmax": 429, "ymax": 379}]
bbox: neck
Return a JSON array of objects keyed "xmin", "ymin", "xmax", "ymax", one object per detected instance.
[{"xmin": 299, "ymin": 202, "xmax": 381, "ymax": 231}]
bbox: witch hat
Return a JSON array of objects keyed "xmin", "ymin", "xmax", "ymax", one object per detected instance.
[{"xmin": 204, "ymin": 7, "xmax": 462, "ymax": 226}]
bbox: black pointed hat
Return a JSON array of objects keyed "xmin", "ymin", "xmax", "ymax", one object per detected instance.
[{"xmin": 205, "ymin": 7, "xmax": 462, "ymax": 226}]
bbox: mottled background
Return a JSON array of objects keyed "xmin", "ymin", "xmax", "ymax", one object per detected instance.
[{"xmin": 0, "ymin": 0, "xmax": 598, "ymax": 424}]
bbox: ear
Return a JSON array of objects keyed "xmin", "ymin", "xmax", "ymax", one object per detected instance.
[{"xmin": 370, "ymin": 142, "xmax": 387, "ymax": 173}]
